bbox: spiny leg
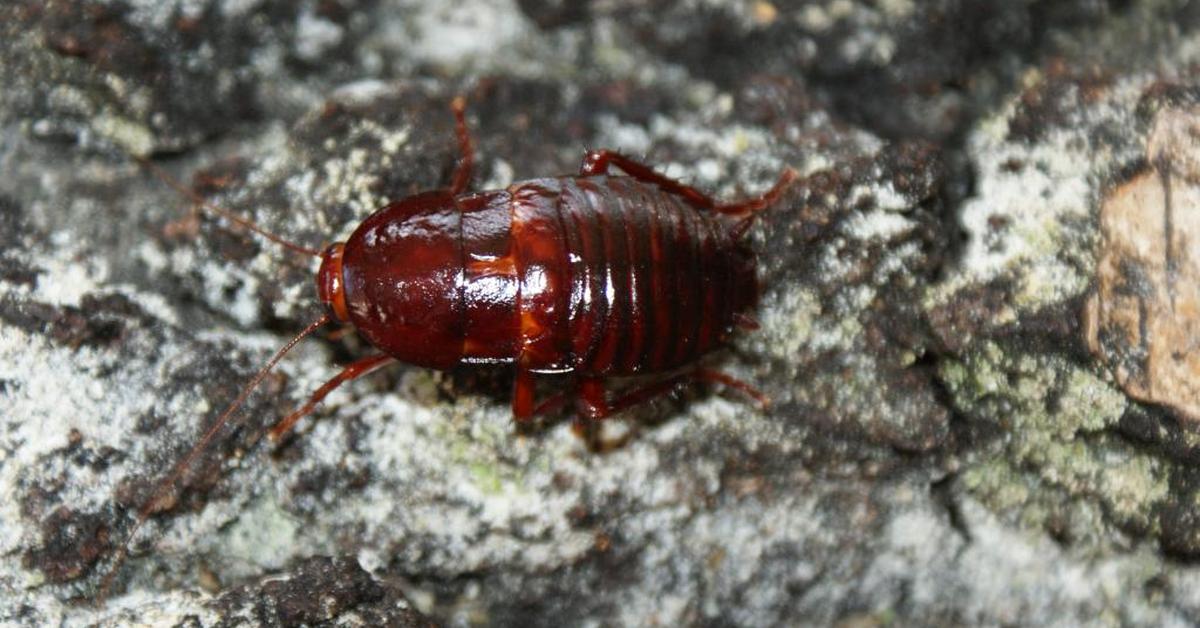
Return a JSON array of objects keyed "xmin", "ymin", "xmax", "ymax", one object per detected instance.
[
  {"xmin": 531, "ymin": 391, "xmax": 572, "ymax": 417},
  {"xmin": 512, "ymin": 368, "xmax": 536, "ymax": 420},
  {"xmin": 580, "ymin": 149, "xmax": 797, "ymax": 220},
  {"xmin": 449, "ymin": 95, "xmax": 475, "ymax": 195},
  {"xmin": 729, "ymin": 168, "xmax": 799, "ymax": 237},
  {"xmin": 580, "ymin": 149, "xmax": 719, "ymax": 210},
  {"xmin": 512, "ymin": 369, "xmax": 573, "ymax": 421},
  {"xmin": 268, "ymin": 354, "xmax": 395, "ymax": 441},
  {"xmin": 693, "ymin": 368, "xmax": 770, "ymax": 408},
  {"xmin": 719, "ymin": 167, "xmax": 797, "ymax": 215},
  {"xmin": 732, "ymin": 312, "xmax": 761, "ymax": 331}
]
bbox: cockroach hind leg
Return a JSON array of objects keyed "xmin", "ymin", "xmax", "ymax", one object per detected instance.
[
  {"xmin": 580, "ymin": 150, "xmax": 798, "ymax": 222},
  {"xmin": 716, "ymin": 167, "xmax": 798, "ymax": 216},
  {"xmin": 574, "ymin": 373, "xmax": 695, "ymax": 420},
  {"xmin": 579, "ymin": 149, "xmax": 719, "ymax": 211},
  {"xmin": 692, "ymin": 369, "xmax": 770, "ymax": 409},
  {"xmin": 728, "ymin": 167, "xmax": 799, "ymax": 239},
  {"xmin": 733, "ymin": 312, "xmax": 761, "ymax": 331}
]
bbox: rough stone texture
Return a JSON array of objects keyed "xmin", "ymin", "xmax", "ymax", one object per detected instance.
[
  {"xmin": 4, "ymin": 1, "xmax": 1200, "ymax": 627},
  {"xmin": 88, "ymin": 557, "xmax": 434, "ymax": 627}
]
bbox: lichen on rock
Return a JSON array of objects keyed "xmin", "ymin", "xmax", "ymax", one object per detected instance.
[{"xmin": 5, "ymin": 1, "xmax": 1200, "ymax": 626}]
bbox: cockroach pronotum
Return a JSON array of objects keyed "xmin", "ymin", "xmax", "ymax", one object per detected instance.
[{"xmin": 99, "ymin": 96, "xmax": 797, "ymax": 598}]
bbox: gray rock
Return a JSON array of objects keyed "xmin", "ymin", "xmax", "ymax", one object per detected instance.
[{"xmin": 3, "ymin": 1, "xmax": 1200, "ymax": 626}]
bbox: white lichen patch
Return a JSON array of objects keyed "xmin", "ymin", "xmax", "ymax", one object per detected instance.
[
  {"xmin": 316, "ymin": 147, "xmax": 391, "ymax": 216},
  {"xmin": 0, "ymin": 250, "xmax": 186, "ymax": 602},
  {"xmin": 146, "ymin": 360, "xmax": 796, "ymax": 596},
  {"xmin": 301, "ymin": 395, "xmax": 597, "ymax": 572},
  {"xmin": 409, "ymin": 0, "xmax": 531, "ymax": 67},
  {"xmin": 648, "ymin": 114, "xmax": 787, "ymax": 189},
  {"xmin": 930, "ymin": 73, "xmax": 1150, "ymax": 316},
  {"xmin": 360, "ymin": 0, "xmax": 567, "ymax": 78},
  {"xmin": 123, "ymin": 0, "xmax": 210, "ymax": 30},
  {"xmin": 219, "ymin": 0, "xmax": 263, "ymax": 18},
  {"xmin": 293, "ymin": 6, "xmax": 345, "ymax": 62},
  {"xmin": 218, "ymin": 497, "xmax": 302, "ymax": 571},
  {"xmin": 844, "ymin": 208, "xmax": 916, "ymax": 241},
  {"xmin": 0, "ymin": 194, "xmax": 363, "ymax": 617},
  {"xmin": 889, "ymin": 497, "xmax": 1166, "ymax": 626},
  {"xmin": 85, "ymin": 589, "xmax": 218, "ymax": 627},
  {"xmin": 933, "ymin": 127, "xmax": 1094, "ymax": 310},
  {"xmin": 28, "ymin": 234, "xmax": 109, "ymax": 307},
  {"xmin": 92, "ymin": 114, "xmax": 156, "ymax": 157},
  {"xmin": 944, "ymin": 341, "xmax": 1168, "ymax": 533},
  {"xmin": 593, "ymin": 114, "xmax": 653, "ymax": 156}
]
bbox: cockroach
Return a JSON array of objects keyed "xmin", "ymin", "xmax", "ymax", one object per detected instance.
[{"xmin": 99, "ymin": 96, "xmax": 796, "ymax": 597}]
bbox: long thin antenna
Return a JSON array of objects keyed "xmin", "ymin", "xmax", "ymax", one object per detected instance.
[
  {"xmin": 97, "ymin": 313, "xmax": 331, "ymax": 602},
  {"xmin": 134, "ymin": 155, "xmax": 322, "ymax": 258}
]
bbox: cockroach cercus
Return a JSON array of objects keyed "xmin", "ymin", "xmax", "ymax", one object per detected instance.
[{"xmin": 98, "ymin": 96, "xmax": 797, "ymax": 597}]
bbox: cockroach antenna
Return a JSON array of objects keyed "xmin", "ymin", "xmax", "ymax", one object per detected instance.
[
  {"xmin": 95, "ymin": 151, "xmax": 329, "ymax": 601},
  {"xmin": 96, "ymin": 313, "xmax": 330, "ymax": 602},
  {"xmin": 133, "ymin": 154, "xmax": 323, "ymax": 259}
]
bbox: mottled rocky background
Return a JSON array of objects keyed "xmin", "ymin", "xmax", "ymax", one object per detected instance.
[{"xmin": 2, "ymin": 0, "xmax": 1200, "ymax": 626}]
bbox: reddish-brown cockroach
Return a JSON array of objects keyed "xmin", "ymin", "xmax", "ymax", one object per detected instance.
[{"xmin": 99, "ymin": 96, "xmax": 796, "ymax": 597}]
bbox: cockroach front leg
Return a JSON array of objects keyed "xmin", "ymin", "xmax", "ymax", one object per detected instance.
[{"xmin": 269, "ymin": 353, "xmax": 396, "ymax": 440}]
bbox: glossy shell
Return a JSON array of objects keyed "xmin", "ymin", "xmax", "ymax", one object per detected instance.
[{"xmin": 332, "ymin": 175, "xmax": 757, "ymax": 375}]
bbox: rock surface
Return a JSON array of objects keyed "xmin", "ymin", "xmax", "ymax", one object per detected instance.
[{"xmin": 3, "ymin": 1, "xmax": 1200, "ymax": 626}]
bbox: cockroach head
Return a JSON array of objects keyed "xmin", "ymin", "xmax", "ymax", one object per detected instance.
[{"xmin": 317, "ymin": 242, "xmax": 349, "ymax": 322}]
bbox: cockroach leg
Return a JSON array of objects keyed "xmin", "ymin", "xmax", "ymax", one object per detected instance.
[
  {"xmin": 692, "ymin": 368, "xmax": 770, "ymax": 409},
  {"xmin": 531, "ymin": 390, "xmax": 572, "ymax": 417},
  {"xmin": 717, "ymin": 167, "xmax": 798, "ymax": 215},
  {"xmin": 325, "ymin": 325, "xmax": 356, "ymax": 342},
  {"xmin": 579, "ymin": 149, "xmax": 720, "ymax": 211},
  {"xmin": 575, "ymin": 369, "xmax": 769, "ymax": 422},
  {"xmin": 268, "ymin": 353, "xmax": 396, "ymax": 441},
  {"xmin": 580, "ymin": 149, "xmax": 797, "ymax": 225},
  {"xmin": 575, "ymin": 375, "xmax": 681, "ymax": 420},
  {"xmin": 728, "ymin": 168, "xmax": 799, "ymax": 238},
  {"xmin": 511, "ymin": 371, "xmax": 574, "ymax": 421},
  {"xmin": 449, "ymin": 95, "xmax": 474, "ymax": 195},
  {"xmin": 732, "ymin": 312, "xmax": 761, "ymax": 331},
  {"xmin": 511, "ymin": 368, "xmax": 543, "ymax": 420}
]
